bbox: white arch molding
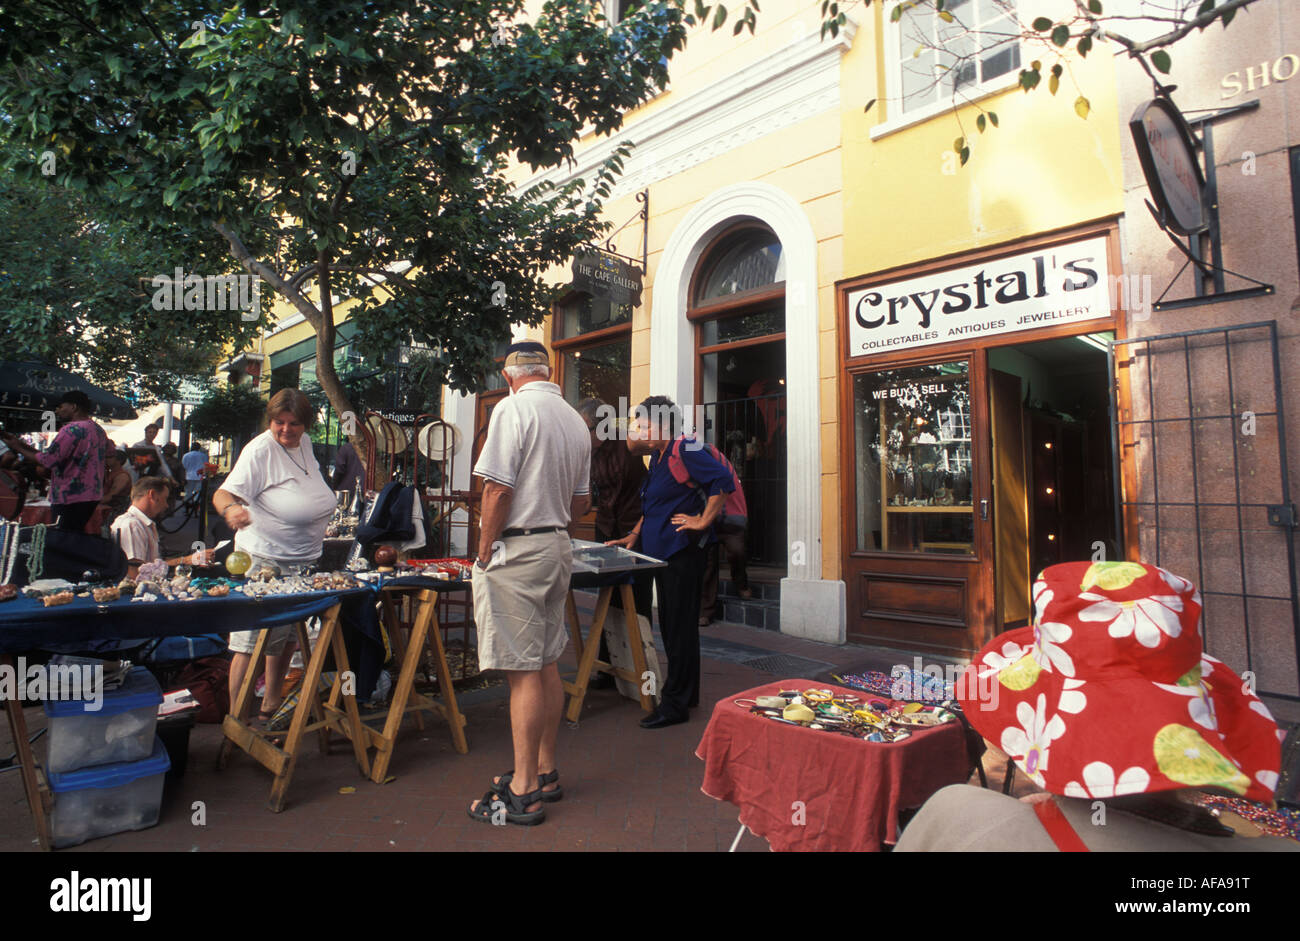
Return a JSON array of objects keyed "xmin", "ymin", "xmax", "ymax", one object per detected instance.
[{"xmin": 649, "ymin": 181, "xmax": 846, "ymax": 643}]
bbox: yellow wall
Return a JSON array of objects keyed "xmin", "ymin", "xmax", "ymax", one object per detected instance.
[{"xmin": 500, "ymin": 2, "xmax": 1127, "ymax": 587}]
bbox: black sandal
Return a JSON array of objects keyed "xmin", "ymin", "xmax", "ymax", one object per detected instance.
[
  {"xmin": 490, "ymin": 768, "xmax": 564, "ymax": 803},
  {"xmin": 467, "ymin": 784, "xmax": 546, "ymax": 826}
]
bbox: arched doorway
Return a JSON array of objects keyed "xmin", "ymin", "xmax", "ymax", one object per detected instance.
[{"xmin": 689, "ymin": 224, "xmax": 787, "ymax": 568}]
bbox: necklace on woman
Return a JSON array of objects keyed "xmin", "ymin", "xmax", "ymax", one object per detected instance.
[{"xmin": 284, "ymin": 443, "xmax": 311, "ymax": 476}]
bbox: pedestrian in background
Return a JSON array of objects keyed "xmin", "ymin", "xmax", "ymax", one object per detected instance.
[
  {"xmin": 576, "ymin": 397, "xmax": 652, "ymax": 689},
  {"xmin": 0, "ymin": 390, "xmax": 108, "ymax": 531}
]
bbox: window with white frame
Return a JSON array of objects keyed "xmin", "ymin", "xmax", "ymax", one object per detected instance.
[
  {"xmin": 895, "ymin": 0, "xmax": 1020, "ymax": 115},
  {"xmin": 604, "ymin": 0, "xmax": 643, "ymax": 25}
]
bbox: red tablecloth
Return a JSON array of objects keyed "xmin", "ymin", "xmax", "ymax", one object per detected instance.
[{"xmin": 695, "ymin": 678, "xmax": 971, "ymax": 852}]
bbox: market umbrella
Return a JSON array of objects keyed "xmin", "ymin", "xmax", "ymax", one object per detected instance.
[{"xmin": 0, "ymin": 360, "xmax": 138, "ymax": 422}]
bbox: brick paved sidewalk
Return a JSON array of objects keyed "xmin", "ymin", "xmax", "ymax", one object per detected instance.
[{"xmin": 1, "ymin": 597, "xmax": 1024, "ymax": 852}]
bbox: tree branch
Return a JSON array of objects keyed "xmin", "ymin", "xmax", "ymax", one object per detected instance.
[{"xmin": 212, "ymin": 220, "xmax": 322, "ymax": 329}]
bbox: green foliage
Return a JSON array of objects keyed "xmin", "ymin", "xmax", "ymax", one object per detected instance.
[
  {"xmin": 186, "ymin": 381, "xmax": 265, "ymax": 443},
  {"xmin": 0, "ymin": 166, "xmax": 245, "ymax": 402},
  {"xmin": 0, "ymin": 0, "xmax": 721, "ymax": 422}
]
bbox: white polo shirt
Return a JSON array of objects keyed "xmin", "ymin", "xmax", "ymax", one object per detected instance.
[
  {"xmin": 473, "ymin": 381, "xmax": 590, "ymax": 530},
  {"xmin": 111, "ymin": 504, "xmax": 160, "ymax": 565},
  {"xmin": 221, "ymin": 430, "xmax": 336, "ymax": 563}
]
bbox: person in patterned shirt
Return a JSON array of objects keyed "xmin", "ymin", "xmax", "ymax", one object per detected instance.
[{"xmin": 1, "ymin": 390, "xmax": 109, "ymax": 531}]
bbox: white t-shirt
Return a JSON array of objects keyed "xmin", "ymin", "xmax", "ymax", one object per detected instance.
[
  {"xmin": 221, "ymin": 430, "xmax": 336, "ymax": 563},
  {"xmin": 473, "ymin": 381, "xmax": 590, "ymax": 530},
  {"xmin": 110, "ymin": 504, "xmax": 159, "ymax": 565}
]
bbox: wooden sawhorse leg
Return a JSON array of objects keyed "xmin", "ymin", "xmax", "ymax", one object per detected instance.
[
  {"xmin": 218, "ymin": 605, "xmax": 370, "ymax": 812},
  {"xmin": 2, "ymin": 654, "xmax": 52, "ymax": 850},
  {"xmin": 367, "ymin": 588, "xmax": 469, "ymax": 784},
  {"xmin": 563, "ymin": 583, "xmax": 655, "ymax": 722}
]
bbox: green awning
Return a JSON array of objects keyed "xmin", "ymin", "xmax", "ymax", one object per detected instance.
[{"xmin": 269, "ymin": 320, "xmax": 359, "ymax": 369}]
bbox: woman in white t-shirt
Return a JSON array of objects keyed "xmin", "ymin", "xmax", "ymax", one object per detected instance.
[{"xmin": 212, "ymin": 389, "xmax": 336, "ymax": 725}]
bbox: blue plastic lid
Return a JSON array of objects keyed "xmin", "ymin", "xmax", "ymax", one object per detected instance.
[
  {"xmin": 48, "ymin": 736, "xmax": 170, "ymax": 793},
  {"xmin": 43, "ymin": 665, "xmax": 162, "ymax": 718}
]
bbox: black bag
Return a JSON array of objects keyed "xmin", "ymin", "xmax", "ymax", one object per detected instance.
[{"xmin": 12, "ymin": 526, "xmax": 128, "ymax": 586}]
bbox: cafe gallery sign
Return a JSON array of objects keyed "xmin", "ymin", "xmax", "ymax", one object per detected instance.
[{"xmin": 846, "ymin": 236, "xmax": 1110, "ymax": 356}]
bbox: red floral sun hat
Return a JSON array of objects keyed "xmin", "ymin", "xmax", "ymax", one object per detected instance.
[{"xmin": 959, "ymin": 561, "xmax": 1283, "ymax": 804}]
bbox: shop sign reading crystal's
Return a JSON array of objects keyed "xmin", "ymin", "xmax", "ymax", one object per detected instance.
[{"xmin": 846, "ymin": 236, "xmax": 1110, "ymax": 356}]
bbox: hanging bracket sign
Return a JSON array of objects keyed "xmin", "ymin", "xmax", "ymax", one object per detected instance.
[
  {"xmin": 571, "ymin": 250, "xmax": 643, "ymax": 308},
  {"xmin": 1130, "ymin": 96, "xmax": 1207, "ymax": 236}
]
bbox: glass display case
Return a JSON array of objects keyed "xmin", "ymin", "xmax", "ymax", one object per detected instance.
[{"xmin": 854, "ymin": 362, "xmax": 975, "ymax": 554}]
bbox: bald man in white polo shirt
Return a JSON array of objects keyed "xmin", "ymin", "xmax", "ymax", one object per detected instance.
[{"xmin": 467, "ymin": 341, "xmax": 591, "ymax": 827}]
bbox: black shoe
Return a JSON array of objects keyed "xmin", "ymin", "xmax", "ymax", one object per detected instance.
[
  {"xmin": 640, "ymin": 711, "xmax": 687, "ymax": 729},
  {"xmin": 588, "ymin": 672, "xmax": 616, "ymax": 690}
]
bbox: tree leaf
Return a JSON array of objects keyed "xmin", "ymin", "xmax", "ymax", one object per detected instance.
[
  {"xmin": 713, "ymin": 4, "xmax": 727, "ymax": 30},
  {"xmin": 954, "ymin": 136, "xmax": 965, "ymax": 152},
  {"xmin": 1049, "ymin": 73, "xmax": 1059, "ymax": 95},
  {"xmin": 1032, "ymin": 17, "xmax": 1053, "ymax": 31},
  {"xmin": 1221, "ymin": 7, "xmax": 1236, "ymax": 27},
  {"xmin": 1075, "ymin": 95, "xmax": 1091, "ymax": 119},
  {"xmin": 1051, "ymin": 25, "xmax": 1070, "ymax": 47},
  {"xmin": 890, "ymin": 4, "xmax": 903, "ymax": 22},
  {"xmin": 1088, "ymin": 0, "xmax": 1103, "ymax": 13},
  {"xmin": 987, "ymin": 111, "xmax": 998, "ymax": 127},
  {"xmin": 960, "ymin": 146, "xmax": 970, "ymax": 166},
  {"xmin": 1077, "ymin": 35, "xmax": 1093, "ymax": 57},
  {"xmin": 976, "ymin": 113, "xmax": 986, "ymax": 133},
  {"xmin": 938, "ymin": 11, "xmax": 954, "ymax": 23},
  {"xmin": 863, "ymin": 98, "xmax": 877, "ymax": 114},
  {"xmin": 1197, "ymin": 0, "xmax": 1216, "ymax": 13},
  {"xmin": 1151, "ymin": 50, "xmax": 1171, "ymax": 74}
]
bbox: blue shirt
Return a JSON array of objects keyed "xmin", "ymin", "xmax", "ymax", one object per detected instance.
[{"xmin": 638, "ymin": 436, "xmax": 734, "ymax": 561}]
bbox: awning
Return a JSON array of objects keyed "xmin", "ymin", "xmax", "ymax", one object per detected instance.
[{"xmin": 0, "ymin": 361, "xmax": 138, "ymax": 422}]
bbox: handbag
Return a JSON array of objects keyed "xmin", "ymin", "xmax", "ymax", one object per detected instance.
[{"xmin": 12, "ymin": 524, "xmax": 128, "ymax": 586}]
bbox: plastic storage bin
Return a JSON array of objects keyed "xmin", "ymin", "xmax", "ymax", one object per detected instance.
[
  {"xmin": 44, "ymin": 666, "xmax": 162, "ymax": 773},
  {"xmin": 48, "ymin": 736, "xmax": 170, "ymax": 848}
]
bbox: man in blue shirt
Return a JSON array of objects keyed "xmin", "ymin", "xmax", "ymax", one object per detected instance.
[{"xmin": 608, "ymin": 395, "xmax": 734, "ymax": 728}]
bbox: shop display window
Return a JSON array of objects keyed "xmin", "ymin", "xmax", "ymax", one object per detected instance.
[{"xmin": 853, "ymin": 361, "xmax": 974, "ymax": 554}]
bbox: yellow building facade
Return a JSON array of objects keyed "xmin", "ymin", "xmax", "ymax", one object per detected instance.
[{"xmin": 442, "ymin": 0, "xmax": 1128, "ymax": 653}]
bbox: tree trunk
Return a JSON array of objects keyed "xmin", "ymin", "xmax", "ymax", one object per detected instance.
[{"xmin": 311, "ymin": 255, "xmax": 371, "ymax": 476}]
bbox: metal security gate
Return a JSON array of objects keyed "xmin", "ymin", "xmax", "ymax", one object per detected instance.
[{"xmin": 1109, "ymin": 321, "xmax": 1300, "ymax": 702}]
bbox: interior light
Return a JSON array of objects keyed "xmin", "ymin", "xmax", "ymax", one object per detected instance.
[
  {"xmin": 1045, "ymin": 442, "xmax": 1053, "ymax": 450},
  {"xmin": 1047, "ymin": 533, "xmax": 1056, "ymax": 541},
  {"xmin": 1045, "ymin": 487, "xmax": 1054, "ymax": 495},
  {"xmin": 778, "ymin": 378, "xmax": 786, "ymax": 385}
]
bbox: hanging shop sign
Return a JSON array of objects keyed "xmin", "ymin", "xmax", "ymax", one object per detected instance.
[
  {"xmin": 846, "ymin": 236, "xmax": 1111, "ymax": 356},
  {"xmin": 570, "ymin": 250, "xmax": 643, "ymax": 308},
  {"xmin": 1130, "ymin": 97, "xmax": 1207, "ymax": 236}
]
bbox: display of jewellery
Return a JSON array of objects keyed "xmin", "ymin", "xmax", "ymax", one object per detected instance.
[
  {"xmin": 0, "ymin": 584, "xmax": 17, "ymax": 602},
  {"xmin": 741, "ymin": 687, "xmax": 959, "ymax": 743},
  {"xmin": 0, "ymin": 520, "xmax": 20, "ymax": 586},
  {"xmin": 42, "ymin": 591, "xmax": 74, "ymax": 607},
  {"xmin": 27, "ymin": 523, "xmax": 46, "ymax": 581}
]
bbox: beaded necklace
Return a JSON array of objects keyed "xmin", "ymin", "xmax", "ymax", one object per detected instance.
[
  {"xmin": 27, "ymin": 523, "xmax": 46, "ymax": 582},
  {"xmin": 0, "ymin": 521, "xmax": 19, "ymax": 585}
]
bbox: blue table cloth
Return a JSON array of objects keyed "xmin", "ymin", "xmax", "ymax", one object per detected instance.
[{"xmin": 0, "ymin": 587, "xmax": 386, "ymax": 700}]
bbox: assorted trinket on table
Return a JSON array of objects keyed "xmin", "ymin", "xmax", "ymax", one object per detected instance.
[{"xmin": 733, "ymin": 688, "xmax": 959, "ymax": 742}]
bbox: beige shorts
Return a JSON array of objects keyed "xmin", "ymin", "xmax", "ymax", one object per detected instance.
[
  {"xmin": 472, "ymin": 530, "xmax": 572, "ymax": 671},
  {"xmin": 226, "ymin": 552, "xmax": 309, "ymax": 656}
]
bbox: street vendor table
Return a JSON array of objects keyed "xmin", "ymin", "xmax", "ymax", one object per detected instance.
[
  {"xmin": 695, "ymin": 678, "xmax": 971, "ymax": 852},
  {"xmin": 0, "ymin": 585, "xmax": 380, "ymax": 848}
]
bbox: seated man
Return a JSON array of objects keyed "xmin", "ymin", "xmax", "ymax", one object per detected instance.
[{"xmin": 110, "ymin": 476, "xmax": 211, "ymax": 578}]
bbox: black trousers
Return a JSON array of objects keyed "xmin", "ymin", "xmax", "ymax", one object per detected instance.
[
  {"xmin": 54, "ymin": 500, "xmax": 97, "ymax": 532},
  {"xmin": 653, "ymin": 541, "xmax": 708, "ymax": 720}
]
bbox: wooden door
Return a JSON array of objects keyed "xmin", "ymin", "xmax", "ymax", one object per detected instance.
[
  {"xmin": 842, "ymin": 354, "xmax": 996, "ymax": 657},
  {"xmin": 991, "ymin": 369, "xmax": 1031, "ymax": 629}
]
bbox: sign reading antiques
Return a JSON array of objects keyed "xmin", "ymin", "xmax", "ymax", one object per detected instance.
[
  {"xmin": 846, "ymin": 236, "xmax": 1111, "ymax": 356},
  {"xmin": 571, "ymin": 250, "xmax": 643, "ymax": 308},
  {"xmin": 1130, "ymin": 97, "xmax": 1206, "ymax": 236}
]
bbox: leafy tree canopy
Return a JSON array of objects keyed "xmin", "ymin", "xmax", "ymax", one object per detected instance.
[
  {"xmin": 0, "ymin": 165, "xmax": 250, "ymax": 401},
  {"xmin": 185, "ymin": 380, "xmax": 265, "ymax": 444},
  {"xmin": 0, "ymin": 0, "xmax": 728, "ymax": 435}
]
